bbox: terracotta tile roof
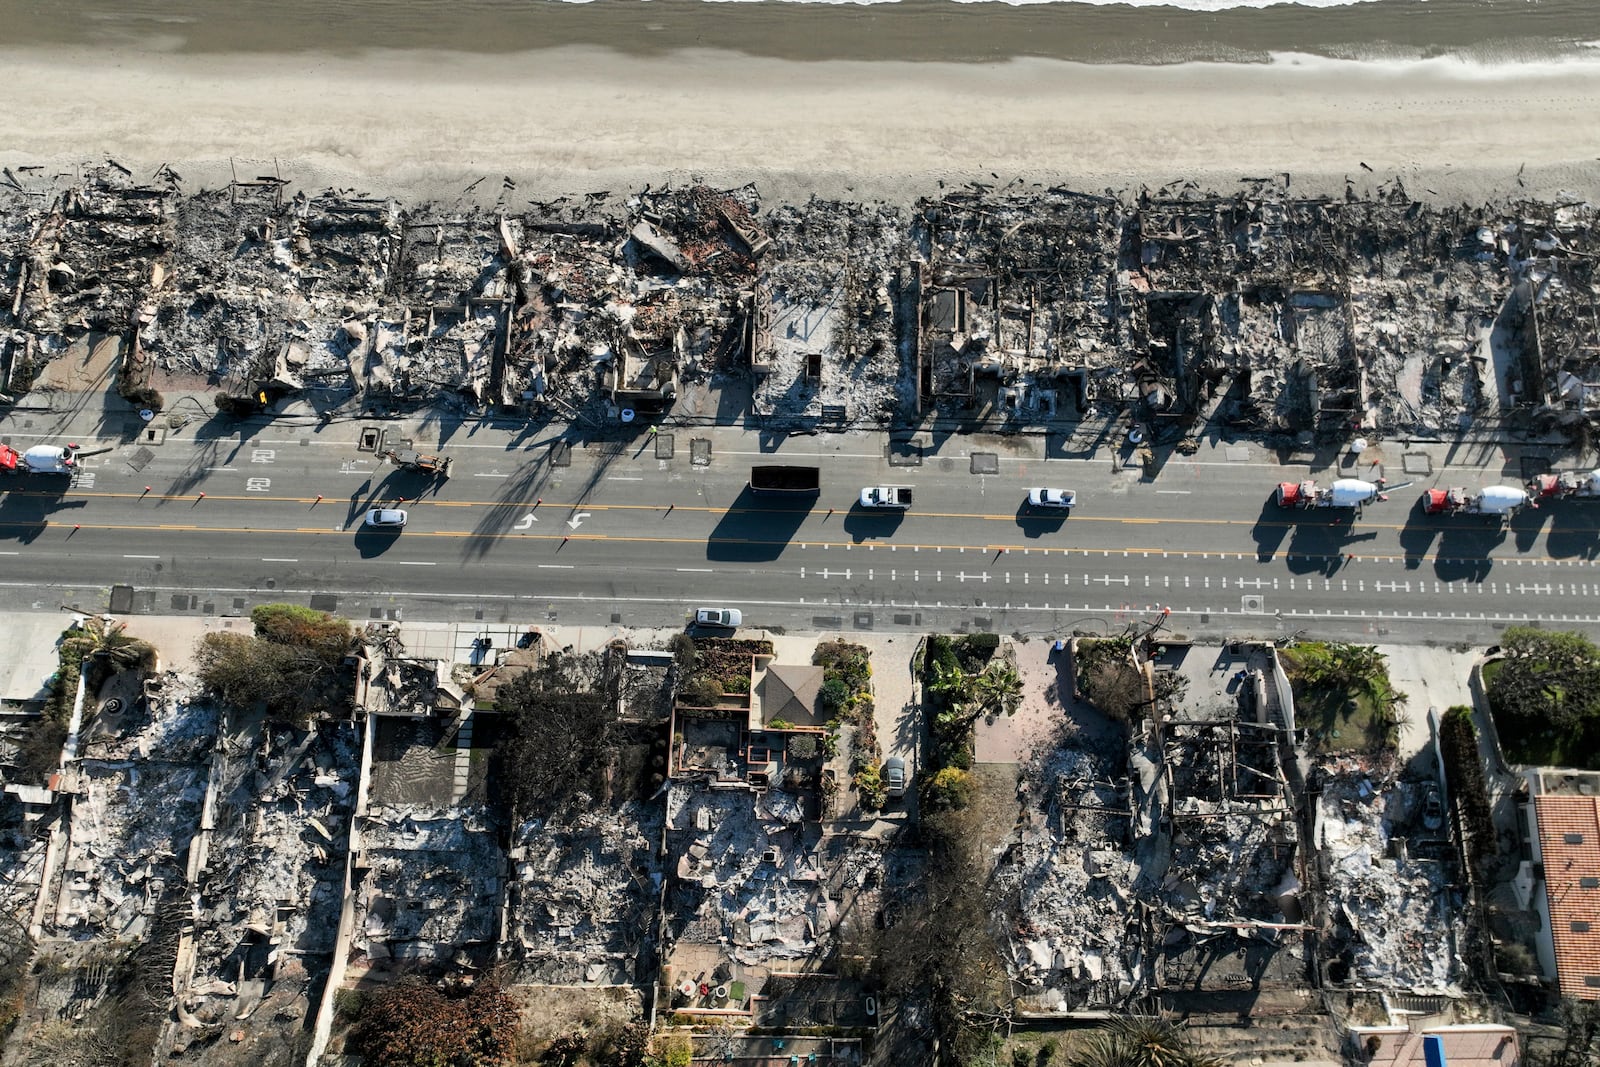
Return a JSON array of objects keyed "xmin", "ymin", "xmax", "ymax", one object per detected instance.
[{"xmin": 1534, "ymin": 794, "xmax": 1600, "ymax": 1000}]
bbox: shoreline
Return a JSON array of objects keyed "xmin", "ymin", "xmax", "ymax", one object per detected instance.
[
  {"xmin": 2, "ymin": 45, "xmax": 1599, "ymax": 207},
  {"xmin": 8, "ymin": 0, "xmax": 1600, "ymax": 67}
]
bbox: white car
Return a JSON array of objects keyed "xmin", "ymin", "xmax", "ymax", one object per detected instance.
[
  {"xmin": 695, "ymin": 607, "xmax": 742, "ymax": 629},
  {"xmin": 1027, "ymin": 488, "xmax": 1077, "ymax": 510},
  {"xmin": 363, "ymin": 508, "xmax": 408, "ymax": 528}
]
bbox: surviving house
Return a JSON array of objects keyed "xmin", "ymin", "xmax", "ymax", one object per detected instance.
[{"xmin": 1522, "ymin": 770, "xmax": 1600, "ymax": 1001}]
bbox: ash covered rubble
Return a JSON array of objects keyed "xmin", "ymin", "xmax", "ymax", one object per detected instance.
[
  {"xmin": 506, "ymin": 796, "xmax": 663, "ymax": 985},
  {"xmin": 663, "ymin": 784, "xmax": 834, "ymax": 967},
  {"xmin": 997, "ymin": 647, "xmax": 1305, "ymax": 1013},
  {"xmin": 350, "ymin": 804, "xmax": 503, "ymax": 971},
  {"xmin": 1149, "ymin": 701, "xmax": 1304, "ymax": 995},
  {"xmin": 1096, "ymin": 181, "xmax": 1504, "ymax": 441},
  {"xmin": 917, "ymin": 188, "xmax": 1122, "ymax": 426},
  {"xmin": 0, "ymin": 164, "xmax": 174, "ymax": 398},
  {"xmin": 49, "ymin": 674, "xmax": 218, "ymax": 941},
  {"xmin": 0, "ymin": 787, "xmax": 49, "ymax": 924},
  {"xmin": 752, "ymin": 197, "xmax": 908, "ymax": 423},
  {"xmin": 1504, "ymin": 199, "xmax": 1600, "ymax": 436},
  {"xmin": 147, "ymin": 181, "xmax": 401, "ymax": 412},
  {"xmin": 511, "ymin": 184, "xmax": 759, "ymax": 424},
  {"xmin": 994, "ymin": 743, "xmax": 1141, "ymax": 1012},
  {"xmin": 172, "ymin": 719, "xmax": 358, "ymax": 1054},
  {"xmin": 1314, "ymin": 758, "xmax": 1461, "ymax": 994},
  {"xmin": 4, "ymin": 164, "xmax": 1597, "ymax": 443}
]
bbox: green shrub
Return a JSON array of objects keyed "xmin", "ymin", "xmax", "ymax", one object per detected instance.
[
  {"xmin": 679, "ymin": 675, "xmax": 724, "ymax": 707},
  {"xmin": 725, "ymin": 674, "xmax": 751, "ymax": 694},
  {"xmin": 818, "ymin": 676, "xmax": 850, "ymax": 716},
  {"xmin": 333, "ymin": 988, "xmax": 366, "ymax": 1020},
  {"xmin": 922, "ymin": 767, "xmax": 974, "ymax": 811},
  {"xmin": 955, "ymin": 632, "xmax": 1000, "ymax": 670},
  {"xmin": 669, "ymin": 633, "xmax": 697, "ymax": 669},
  {"xmin": 854, "ymin": 761, "xmax": 887, "ymax": 810}
]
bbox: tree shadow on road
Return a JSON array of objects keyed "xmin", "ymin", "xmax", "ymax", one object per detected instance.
[{"xmin": 460, "ymin": 428, "xmax": 592, "ymax": 560}]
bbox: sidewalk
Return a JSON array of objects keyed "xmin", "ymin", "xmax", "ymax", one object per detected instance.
[{"xmin": 5, "ymin": 383, "xmax": 1578, "ymax": 488}]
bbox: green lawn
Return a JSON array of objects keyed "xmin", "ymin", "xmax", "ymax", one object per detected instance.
[
  {"xmin": 1482, "ymin": 659, "xmax": 1600, "ymax": 769},
  {"xmin": 1295, "ymin": 684, "xmax": 1391, "ymax": 755},
  {"xmin": 1281, "ymin": 645, "xmax": 1397, "ymax": 755}
]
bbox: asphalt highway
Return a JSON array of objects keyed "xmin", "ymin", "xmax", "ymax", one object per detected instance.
[{"xmin": 2, "ymin": 421, "xmax": 1597, "ymax": 643}]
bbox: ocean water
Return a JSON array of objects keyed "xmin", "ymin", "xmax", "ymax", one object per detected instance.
[{"xmin": 4, "ymin": 0, "xmax": 1595, "ymax": 66}]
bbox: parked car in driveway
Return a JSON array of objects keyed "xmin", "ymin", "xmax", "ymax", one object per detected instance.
[
  {"xmin": 883, "ymin": 756, "xmax": 909, "ymax": 798},
  {"xmin": 695, "ymin": 607, "xmax": 742, "ymax": 629},
  {"xmin": 363, "ymin": 508, "xmax": 408, "ymax": 528},
  {"xmin": 1026, "ymin": 488, "xmax": 1077, "ymax": 510}
]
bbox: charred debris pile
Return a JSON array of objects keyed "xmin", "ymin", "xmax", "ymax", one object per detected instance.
[{"xmin": 1, "ymin": 166, "xmax": 1596, "ymax": 441}]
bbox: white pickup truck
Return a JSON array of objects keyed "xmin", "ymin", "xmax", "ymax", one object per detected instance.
[{"xmin": 859, "ymin": 486, "xmax": 913, "ymax": 510}]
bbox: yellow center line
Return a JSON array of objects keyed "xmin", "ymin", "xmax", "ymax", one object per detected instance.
[
  {"xmin": 69, "ymin": 489, "xmax": 1401, "ymax": 532},
  {"xmin": 27, "ymin": 519, "xmax": 1600, "ymax": 568}
]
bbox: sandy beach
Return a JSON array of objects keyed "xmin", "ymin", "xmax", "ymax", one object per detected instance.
[{"xmin": 2, "ymin": 43, "xmax": 1598, "ymax": 206}]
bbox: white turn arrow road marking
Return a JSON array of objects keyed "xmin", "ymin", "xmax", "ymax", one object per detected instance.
[
  {"xmin": 514, "ymin": 511, "xmax": 539, "ymax": 530},
  {"xmin": 566, "ymin": 512, "xmax": 592, "ymax": 531}
]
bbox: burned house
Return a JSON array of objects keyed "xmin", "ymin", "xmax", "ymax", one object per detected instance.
[
  {"xmin": 1509, "ymin": 200, "xmax": 1600, "ymax": 437},
  {"xmin": 916, "ymin": 188, "xmax": 1120, "ymax": 423},
  {"xmin": 998, "ymin": 640, "xmax": 1310, "ymax": 1013},
  {"xmin": 752, "ymin": 197, "xmax": 907, "ymax": 424},
  {"xmin": 1315, "ymin": 759, "xmax": 1462, "ymax": 993}
]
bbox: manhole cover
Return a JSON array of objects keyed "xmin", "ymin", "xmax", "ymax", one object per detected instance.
[
  {"xmin": 1402, "ymin": 452, "xmax": 1433, "ymax": 476},
  {"xmin": 853, "ymin": 612, "xmax": 873, "ymax": 629},
  {"xmin": 939, "ymin": 457, "xmax": 957, "ymax": 473},
  {"xmin": 974, "ymin": 616, "xmax": 993, "ymax": 631},
  {"xmin": 1225, "ymin": 446, "xmax": 1251, "ymax": 463},
  {"xmin": 551, "ymin": 442, "xmax": 573, "ymax": 467},
  {"xmin": 691, "ymin": 438, "xmax": 712, "ymax": 466},
  {"xmin": 127, "ymin": 446, "xmax": 156, "ymax": 472},
  {"xmin": 811, "ymin": 615, "xmax": 844, "ymax": 629},
  {"xmin": 1520, "ymin": 454, "xmax": 1552, "ymax": 481},
  {"xmin": 1242, "ymin": 595, "xmax": 1265, "ymax": 613},
  {"xmin": 169, "ymin": 594, "xmax": 190, "ymax": 611},
  {"xmin": 971, "ymin": 452, "xmax": 999, "ymax": 475},
  {"xmin": 109, "ymin": 584, "xmax": 134, "ymax": 613},
  {"xmin": 310, "ymin": 593, "xmax": 339, "ymax": 612},
  {"xmin": 655, "ymin": 434, "xmax": 675, "ymax": 460}
]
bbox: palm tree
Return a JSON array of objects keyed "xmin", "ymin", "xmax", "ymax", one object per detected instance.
[
  {"xmin": 1070, "ymin": 1017, "xmax": 1225, "ymax": 1067},
  {"xmin": 969, "ymin": 660, "xmax": 1022, "ymax": 720}
]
